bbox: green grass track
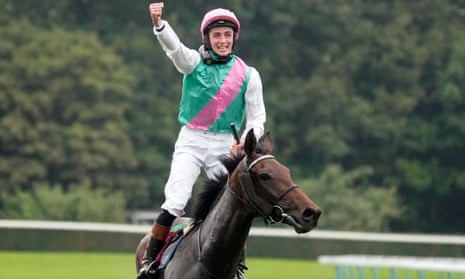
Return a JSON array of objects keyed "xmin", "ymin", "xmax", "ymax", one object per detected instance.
[{"xmin": 0, "ymin": 251, "xmax": 334, "ymax": 279}]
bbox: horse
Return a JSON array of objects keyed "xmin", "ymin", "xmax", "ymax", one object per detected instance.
[{"xmin": 135, "ymin": 129, "xmax": 321, "ymax": 279}]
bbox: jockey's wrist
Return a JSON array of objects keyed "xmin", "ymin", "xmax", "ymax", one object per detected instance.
[{"xmin": 155, "ymin": 23, "xmax": 165, "ymax": 32}]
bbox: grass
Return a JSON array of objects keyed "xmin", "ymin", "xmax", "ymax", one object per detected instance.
[
  {"xmin": 0, "ymin": 251, "xmax": 334, "ymax": 279},
  {"xmin": 1, "ymin": 252, "xmax": 136, "ymax": 279},
  {"xmin": 247, "ymin": 258, "xmax": 334, "ymax": 279},
  {"xmin": 1, "ymin": 252, "xmax": 459, "ymax": 279}
]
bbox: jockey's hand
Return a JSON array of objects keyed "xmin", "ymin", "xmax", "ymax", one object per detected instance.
[
  {"xmin": 231, "ymin": 142, "xmax": 244, "ymax": 157},
  {"xmin": 149, "ymin": 2, "xmax": 164, "ymax": 28}
]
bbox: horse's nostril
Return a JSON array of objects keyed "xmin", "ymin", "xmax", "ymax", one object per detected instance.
[{"xmin": 302, "ymin": 207, "xmax": 322, "ymax": 221}]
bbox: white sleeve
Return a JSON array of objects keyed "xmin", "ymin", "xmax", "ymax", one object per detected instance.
[
  {"xmin": 153, "ymin": 21, "xmax": 201, "ymax": 74},
  {"xmin": 241, "ymin": 68, "xmax": 266, "ymax": 141}
]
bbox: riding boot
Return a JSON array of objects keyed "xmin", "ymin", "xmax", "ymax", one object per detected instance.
[
  {"xmin": 235, "ymin": 249, "xmax": 248, "ymax": 279},
  {"xmin": 137, "ymin": 223, "xmax": 171, "ymax": 279}
]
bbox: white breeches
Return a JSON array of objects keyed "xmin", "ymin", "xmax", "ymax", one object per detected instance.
[{"xmin": 161, "ymin": 126, "xmax": 234, "ymax": 217}]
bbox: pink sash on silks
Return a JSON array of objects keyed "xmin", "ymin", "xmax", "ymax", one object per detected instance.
[{"xmin": 187, "ymin": 58, "xmax": 248, "ymax": 130}]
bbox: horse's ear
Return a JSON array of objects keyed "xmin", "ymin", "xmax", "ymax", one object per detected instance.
[
  {"xmin": 244, "ymin": 129, "xmax": 257, "ymax": 157},
  {"xmin": 258, "ymin": 131, "xmax": 273, "ymax": 153}
]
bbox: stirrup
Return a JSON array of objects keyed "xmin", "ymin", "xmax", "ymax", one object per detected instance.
[
  {"xmin": 137, "ymin": 260, "xmax": 157, "ymax": 279},
  {"xmin": 235, "ymin": 262, "xmax": 248, "ymax": 279}
]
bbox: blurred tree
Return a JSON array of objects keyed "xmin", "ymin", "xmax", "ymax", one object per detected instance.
[
  {"xmin": 0, "ymin": 182, "xmax": 126, "ymax": 222},
  {"xmin": 393, "ymin": 34, "xmax": 465, "ymax": 232},
  {"xmin": 302, "ymin": 164, "xmax": 403, "ymax": 231},
  {"xmin": 0, "ymin": 20, "xmax": 146, "ymax": 209}
]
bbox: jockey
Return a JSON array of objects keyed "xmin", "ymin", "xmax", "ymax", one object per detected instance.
[{"xmin": 137, "ymin": 3, "xmax": 266, "ymax": 279}]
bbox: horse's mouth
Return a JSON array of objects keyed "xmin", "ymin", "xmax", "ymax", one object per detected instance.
[
  {"xmin": 283, "ymin": 214, "xmax": 318, "ymax": 234},
  {"xmin": 283, "ymin": 209, "xmax": 321, "ymax": 233}
]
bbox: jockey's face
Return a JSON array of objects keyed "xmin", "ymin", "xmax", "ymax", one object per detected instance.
[{"xmin": 208, "ymin": 26, "xmax": 234, "ymax": 57}]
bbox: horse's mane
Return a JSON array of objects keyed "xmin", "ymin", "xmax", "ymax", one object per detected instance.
[{"xmin": 192, "ymin": 154, "xmax": 244, "ymax": 222}]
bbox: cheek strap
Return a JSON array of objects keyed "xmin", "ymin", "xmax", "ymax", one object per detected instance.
[{"xmin": 239, "ymin": 172, "xmax": 273, "ymax": 224}]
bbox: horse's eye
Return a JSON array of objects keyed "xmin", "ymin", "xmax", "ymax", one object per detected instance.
[{"xmin": 258, "ymin": 173, "xmax": 272, "ymax": 182}]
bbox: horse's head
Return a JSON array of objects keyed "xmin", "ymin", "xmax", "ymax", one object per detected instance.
[{"xmin": 230, "ymin": 130, "xmax": 321, "ymax": 233}]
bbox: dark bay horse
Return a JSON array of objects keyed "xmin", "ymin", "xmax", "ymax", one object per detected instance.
[{"xmin": 135, "ymin": 130, "xmax": 321, "ymax": 279}]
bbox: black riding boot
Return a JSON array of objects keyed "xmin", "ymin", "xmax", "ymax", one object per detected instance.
[
  {"xmin": 137, "ymin": 211, "xmax": 176, "ymax": 279},
  {"xmin": 137, "ymin": 237, "xmax": 165, "ymax": 279},
  {"xmin": 235, "ymin": 249, "xmax": 248, "ymax": 279}
]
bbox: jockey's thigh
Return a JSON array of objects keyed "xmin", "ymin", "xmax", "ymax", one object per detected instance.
[
  {"xmin": 161, "ymin": 129, "xmax": 206, "ymax": 217},
  {"xmin": 161, "ymin": 126, "xmax": 234, "ymax": 217}
]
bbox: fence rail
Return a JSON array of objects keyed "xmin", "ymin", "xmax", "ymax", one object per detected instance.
[
  {"xmin": 319, "ymin": 255, "xmax": 465, "ymax": 272},
  {"xmin": 2, "ymin": 219, "xmax": 465, "ymax": 262},
  {"xmin": 318, "ymin": 255, "xmax": 465, "ymax": 279},
  {"xmin": 1, "ymin": 219, "xmax": 465, "ymax": 245}
]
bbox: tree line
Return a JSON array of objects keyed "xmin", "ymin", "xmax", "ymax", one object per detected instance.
[{"xmin": 1, "ymin": 0, "xmax": 464, "ymax": 233}]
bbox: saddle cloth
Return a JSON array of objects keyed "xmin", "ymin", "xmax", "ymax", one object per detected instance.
[{"xmin": 154, "ymin": 223, "xmax": 188, "ymax": 271}]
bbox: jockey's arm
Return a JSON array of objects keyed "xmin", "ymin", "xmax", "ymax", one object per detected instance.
[
  {"xmin": 154, "ymin": 20, "xmax": 201, "ymax": 74},
  {"xmin": 242, "ymin": 68, "xmax": 266, "ymax": 141}
]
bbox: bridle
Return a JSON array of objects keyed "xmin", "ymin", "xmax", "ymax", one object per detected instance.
[
  {"xmin": 196, "ymin": 153, "xmax": 300, "ymax": 278},
  {"xmin": 230, "ymin": 154, "xmax": 299, "ymax": 224}
]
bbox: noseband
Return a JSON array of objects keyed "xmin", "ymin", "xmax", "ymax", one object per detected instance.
[{"xmin": 231, "ymin": 154, "xmax": 299, "ymax": 224}]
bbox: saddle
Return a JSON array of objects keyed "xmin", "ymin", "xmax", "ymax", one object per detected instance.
[{"xmin": 151, "ymin": 217, "xmax": 193, "ymax": 274}]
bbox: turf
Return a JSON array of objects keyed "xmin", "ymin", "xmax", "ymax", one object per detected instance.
[
  {"xmin": 1, "ymin": 251, "xmax": 457, "ymax": 279},
  {"xmin": 1, "ymin": 252, "xmax": 135, "ymax": 279},
  {"xmin": 247, "ymin": 257, "xmax": 334, "ymax": 279},
  {"xmin": 0, "ymin": 251, "xmax": 334, "ymax": 279}
]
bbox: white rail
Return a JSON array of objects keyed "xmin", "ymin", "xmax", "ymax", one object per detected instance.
[
  {"xmin": 318, "ymin": 255, "xmax": 465, "ymax": 272},
  {"xmin": 1, "ymin": 219, "xmax": 465, "ymax": 245}
]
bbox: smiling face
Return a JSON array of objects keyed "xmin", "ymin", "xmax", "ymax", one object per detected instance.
[{"xmin": 208, "ymin": 26, "xmax": 235, "ymax": 57}]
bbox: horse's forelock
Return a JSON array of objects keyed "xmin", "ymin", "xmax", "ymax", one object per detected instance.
[{"xmin": 192, "ymin": 154, "xmax": 244, "ymax": 222}]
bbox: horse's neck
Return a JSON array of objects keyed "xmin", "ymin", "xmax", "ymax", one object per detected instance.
[
  {"xmin": 197, "ymin": 186, "xmax": 254, "ymax": 275},
  {"xmin": 202, "ymin": 186, "xmax": 254, "ymax": 246}
]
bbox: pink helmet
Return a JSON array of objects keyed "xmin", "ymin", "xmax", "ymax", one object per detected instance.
[{"xmin": 200, "ymin": 8, "xmax": 241, "ymax": 44}]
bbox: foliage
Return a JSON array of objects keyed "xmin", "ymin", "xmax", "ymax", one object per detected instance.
[
  {"xmin": 0, "ymin": 182, "xmax": 126, "ymax": 222},
  {"xmin": 392, "ymin": 35, "xmax": 465, "ymax": 232},
  {"xmin": 302, "ymin": 165, "xmax": 403, "ymax": 231},
  {"xmin": 0, "ymin": 20, "xmax": 147, "ymax": 211}
]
